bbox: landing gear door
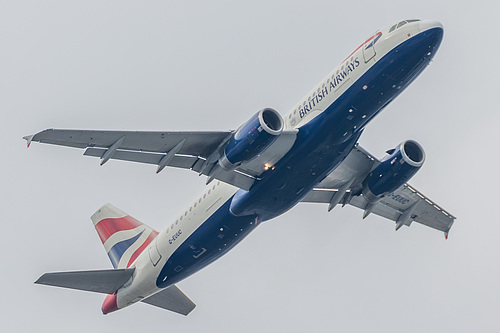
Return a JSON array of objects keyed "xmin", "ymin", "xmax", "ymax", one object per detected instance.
[{"xmin": 362, "ymin": 32, "xmax": 379, "ymax": 63}]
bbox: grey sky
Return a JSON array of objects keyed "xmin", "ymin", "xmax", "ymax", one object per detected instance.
[{"xmin": 2, "ymin": 1, "xmax": 499, "ymax": 332}]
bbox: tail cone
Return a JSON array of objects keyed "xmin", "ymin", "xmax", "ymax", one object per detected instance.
[{"xmin": 102, "ymin": 293, "xmax": 119, "ymax": 315}]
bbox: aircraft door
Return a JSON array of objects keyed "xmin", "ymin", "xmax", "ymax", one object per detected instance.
[{"xmin": 362, "ymin": 33, "xmax": 377, "ymax": 63}]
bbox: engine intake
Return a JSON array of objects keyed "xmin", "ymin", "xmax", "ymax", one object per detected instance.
[
  {"xmin": 219, "ymin": 108, "xmax": 283, "ymax": 170},
  {"xmin": 362, "ymin": 140, "xmax": 425, "ymax": 201}
]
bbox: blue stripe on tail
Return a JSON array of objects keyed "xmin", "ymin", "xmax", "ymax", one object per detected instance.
[{"xmin": 108, "ymin": 231, "xmax": 144, "ymax": 268}]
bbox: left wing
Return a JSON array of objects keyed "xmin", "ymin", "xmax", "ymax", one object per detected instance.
[
  {"xmin": 302, "ymin": 144, "xmax": 456, "ymax": 238},
  {"xmin": 25, "ymin": 129, "xmax": 297, "ymax": 191}
]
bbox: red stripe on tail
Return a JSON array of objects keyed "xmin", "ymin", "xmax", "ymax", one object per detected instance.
[
  {"xmin": 126, "ymin": 231, "xmax": 159, "ymax": 268},
  {"xmin": 95, "ymin": 216, "xmax": 143, "ymax": 244}
]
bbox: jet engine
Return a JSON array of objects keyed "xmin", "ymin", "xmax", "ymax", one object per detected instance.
[
  {"xmin": 362, "ymin": 140, "xmax": 425, "ymax": 201},
  {"xmin": 219, "ymin": 108, "xmax": 284, "ymax": 170}
]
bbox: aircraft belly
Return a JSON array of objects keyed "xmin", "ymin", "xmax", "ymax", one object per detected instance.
[
  {"xmin": 156, "ymin": 197, "xmax": 257, "ymax": 288},
  {"xmin": 153, "ymin": 27, "xmax": 444, "ymax": 290}
]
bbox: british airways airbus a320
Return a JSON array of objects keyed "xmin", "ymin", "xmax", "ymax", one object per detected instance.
[{"xmin": 26, "ymin": 19, "xmax": 455, "ymax": 315}]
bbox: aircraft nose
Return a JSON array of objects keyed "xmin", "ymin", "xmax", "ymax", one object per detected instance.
[
  {"xmin": 419, "ymin": 20, "xmax": 444, "ymax": 33},
  {"xmin": 417, "ymin": 20, "xmax": 444, "ymax": 55}
]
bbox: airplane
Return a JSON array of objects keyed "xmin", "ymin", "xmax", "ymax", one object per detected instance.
[{"xmin": 25, "ymin": 19, "xmax": 455, "ymax": 316}]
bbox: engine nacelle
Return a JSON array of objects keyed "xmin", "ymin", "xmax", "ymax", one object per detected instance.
[
  {"xmin": 219, "ymin": 108, "xmax": 284, "ymax": 170},
  {"xmin": 362, "ymin": 140, "xmax": 425, "ymax": 201}
]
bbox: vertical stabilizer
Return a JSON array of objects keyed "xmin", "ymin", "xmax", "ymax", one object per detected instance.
[{"xmin": 91, "ymin": 204, "xmax": 158, "ymax": 269}]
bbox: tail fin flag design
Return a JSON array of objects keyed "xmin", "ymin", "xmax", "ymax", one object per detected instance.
[{"xmin": 91, "ymin": 204, "xmax": 159, "ymax": 269}]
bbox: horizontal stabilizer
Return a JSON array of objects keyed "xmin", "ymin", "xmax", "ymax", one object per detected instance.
[
  {"xmin": 35, "ymin": 268, "xmax": 135, "ymax": 294},
  {"xmin": 142, "ymin": 285, "xmax": 196, "ymax": 316}
]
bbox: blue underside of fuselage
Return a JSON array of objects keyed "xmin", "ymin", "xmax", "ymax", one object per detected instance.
[
  {"xmin": 157, "ymin": 199, "xmax": 258, "ymax": 288},
  {"xmin": 156, "ymin": 27, "xmax": 443, "ymax": 288}
]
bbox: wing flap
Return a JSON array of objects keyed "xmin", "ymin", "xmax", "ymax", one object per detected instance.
[
  {"xmin": 141, "ymin": 285, "xmax": 196, "ymax": 316},
  {"xmin": 84, "ymin": 147, "xmax": 199, "ymax": 169},
  {"xmin": 83, "ymin": 148, "xmax": 255, "ymax": 190},
  {"xmin": 303, "ymin": 185, "xmax": 455, "ymax": 234},
  {"xmin": 349, "ymin": 185, "xmax": 455, "ymax": 232},
  {"xmin": 35, "ymin": 268, "xmax": 135, "ymax": 294}
]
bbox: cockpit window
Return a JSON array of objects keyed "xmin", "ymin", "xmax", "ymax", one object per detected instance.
[{"xmin": 390, "ymin": 19, "xmax": 420, "ymax": 33}]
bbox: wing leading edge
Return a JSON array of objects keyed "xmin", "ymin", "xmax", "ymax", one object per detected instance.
[{"xmin": 25, "ymin": 128, "xmax": 298, "ymax": 191}]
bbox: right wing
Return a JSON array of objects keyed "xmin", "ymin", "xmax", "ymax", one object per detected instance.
[
  {"xmin": 25, "ymin": 129, "xmax": 273, "ymax": 190},
  {"xmin": 25, "ymin": 128, "xmax": 298, "ymax": 191}
]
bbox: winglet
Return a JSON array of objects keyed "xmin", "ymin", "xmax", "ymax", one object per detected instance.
[{"xmin": 23, "ymin": 135, "xmax": 34, "ymax": 148}]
